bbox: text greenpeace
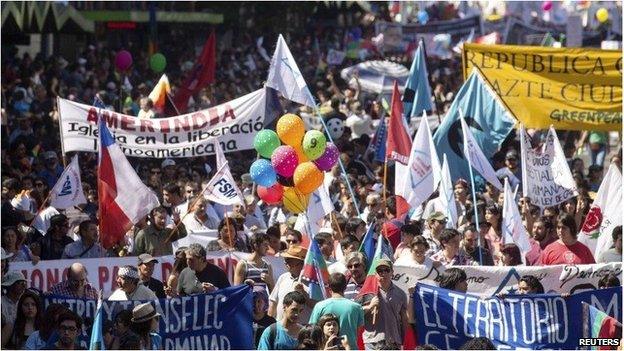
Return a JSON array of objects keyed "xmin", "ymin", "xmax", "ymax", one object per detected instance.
[
  {"xmin": 393, "ymin": 262, "xmax": 621, "ymax": 297},
  {"xmin": 58, "ymin": 89, "xmax": 267, "ymax": 157},
  {"xmin": 414, "ymin": 284, "xmax": 622, "ymax": 349},
  {"xmin": 12, "ymin": 251, "xmax": 286, "ymax": 297},
  {"xmin": 462, "ymin": 44, "xmax": 622, "ymax": 131},
  {"xmin": 44, "ymin": 285, "xmax": 253, "ymax": 350}
]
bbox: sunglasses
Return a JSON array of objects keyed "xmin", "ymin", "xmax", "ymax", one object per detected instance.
[
  {"xmin": 285, "ymin": 239, "xmax": 300, "ymax": 244},
  {"xmin": 347, "ymin": 263, "xmax": 362, "ymax": 269},
  {"xmin": 376, "ymin": 267, "xmax": 391, "ymax": 274}
]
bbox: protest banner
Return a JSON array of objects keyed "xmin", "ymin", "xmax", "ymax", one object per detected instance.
[
  {"xmin": 413, "ymin": 283, "xmax": 622, "ymax": 349},
  {"xmin": 520, "ymin": 126, "xmax": 578, "ymax": 207},
  {"xmin": 44, "ymin": 285, "xmax": 253, "ymax": 350},
  {"xmin": 462, "ymin": 44, "xmax": 623, "ymax": 131},
  {"xmin": 13, "ymin": 251, "xmax": 287, "ymax": 297},
  {"xmin": 393, "ymin": 262, "xmax": 622, "ymax": 298},
  {"xmin": 58, "ymin": 88, "xmax": 267, "ymax": 157}
]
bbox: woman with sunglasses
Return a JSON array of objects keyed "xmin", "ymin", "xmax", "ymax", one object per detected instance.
[{"xmin": 539, "ymin": 213, "xmax": 595, "ymax": 265}]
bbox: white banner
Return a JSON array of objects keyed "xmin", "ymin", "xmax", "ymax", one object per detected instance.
[
  {"xmin": 49, "ymin": 155, "xmax": 87, "ymax": 209},
  {"xmin": 521, "ymin": 126, "xmax": 578, "ymax": 207},
  {"xmin": 13, "ymin": 251, "xmax": 287, "ymax": 298},
  {"xmin": 204, "ymin": 162, "xmax": 244, "ymax": 205},
  {"xmin": 393, "ymin": 262, "xmax": 622, "ymax": 298},
  {"xmin": 58, "ymin": 89, "xmax": 267, "ymax": 158}
]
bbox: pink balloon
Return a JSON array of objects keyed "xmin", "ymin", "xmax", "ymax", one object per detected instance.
[
  {"xmin": 313, "ymin": 142, "xmax": 339, "ymax": 172},
  {"xmin": 271, "ymin": 145, "xmax": 299, "ymax": 178},
  {"xmin": 542, "ymin": 1, "xmax": 552, "ymax": 11},
  {"xmin": 115, "ymin": 50, "xmax": 133, "ymax": 71}
]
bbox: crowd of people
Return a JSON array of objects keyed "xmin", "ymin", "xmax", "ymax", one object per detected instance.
[{"xmin": 1, "ymin": 1, "xmax": 622, "ymax": 350}]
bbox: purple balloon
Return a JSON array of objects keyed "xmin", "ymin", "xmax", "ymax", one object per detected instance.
[
  {"xmin": 115, "ymin": 50, "xmax": 133, "ymax": 71},
  {"xmin": 271, "ymin": 145, "xmax": 299, "ymax": 178},
  {"xmin": 314, "ymin": 142, "xmax": 339, "ymax": 172}
]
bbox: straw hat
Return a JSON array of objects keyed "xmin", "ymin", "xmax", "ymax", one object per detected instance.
[{"xmin": 131, "ymin": 302, "xmax": 161, "ymax": 323}]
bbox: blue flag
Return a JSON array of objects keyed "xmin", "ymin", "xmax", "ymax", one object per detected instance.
[
  {"xmin": 433, "ymin": 70, "xmax": 515, "ymax": 182},
  {"xmin": 358, "ymin": 224, "xmax": 376, "ymax": 271},
  {"xmin": 88, "ymin": 298, "xmax": 104, "ymax": 350},
  {"xmin": 402, "ymin": 41, "xmax": 433, "ymax": 120},
  {"xmin": 368, "ymin": 116, "xmax": 387, "ymax": 163},
  {"xmin": 93, "ymin": 95, "xmax": 107, "ymax": 109}
]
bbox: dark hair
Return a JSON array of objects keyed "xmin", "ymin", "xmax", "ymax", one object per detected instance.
[
  {"xmin": 172, "ymin": 250, "xmax": 187, "ymax": 274},
  {"xmin": 439, "ymin": 229, "xmax": 460, "ymax": 247},
  {"xmin": 328, "ymin": 273, "xmax": 347, "ymax": 294},
  {"xmin": 266, "ymin": 225, "xmax": 281, "ymax": 239},
  {"xmin": 410, "ymin": 235, "xmax": 429, "ymax": 250},
  {"xmin": 149, "ymin": 206, "xmax": 167, "ymax": 217},
  {"xmin": 130, "ymin": 318, "xmax": 153, "ymax": 341},
  {"xmin": 345, "ymin": 218, "xmax": 365, "ymax": 236},
  {"xmin": 78, "ymin": 220, "xmax": 95, "ymax": 236},
  {"xmin": 460, "ymin": 337, "xmax": 496, "ymax": 350},
  {"xmin": 115, "ymin": 309, "xmax": 133, "ymax": 327},
  {"xmin": 612, "ymin": 226, "xmax": 622, "ymax": 242},
  {"xmin": 316, "ymin": 313, "xmax": 340, "ymax": 333},
  {"xmin": 297, "ymin": 324, "xmax": 323, "ymax": 350},
  {"xmin": 439, "ymin": 268, "xmax": 467, "ymax": 291},
  {"xmin": 283, "ymin": 291, "xmax": 306, "ymax": 307},
  {"xmin": 49, "ymin": 214, "xmax": 68, "ymax": 228},
  {"xmin": 519, "ymin": 275, "xmax": 545, "ymax": 294},
  {"xmin": 462, "ymin": 225, "xmax": 477, "ymax": 235},
  {"xmin": 163, "ymin": 183, "xmax": 181, "ymax": 196},
  {"xmin": 557, "ymin": 213, "xmax": 578, "ymax": 237},
  {"xmin": 40, "ymin": 303, "xmax": 68, "ymax": 340},
  {"xmin": 598, "ymin": 273, "xmax": 621, "ymax": 289},
  {"xmin": 249, "ymin": 233, "xmax": 268, "ymax": 252},
  {"xmin": 9, "ymin": 290, "xmax": 43, "ymax": 348},
  {"xmin": 218, "ymin": 218, "xmax": 235, "ymax": 237},
  {"xmin": 386, "ymin": 196, "xmax": 397, "ymax": 216},
  {"xmin": 535, "ymin": 216, "xmax": 554, "ymax": 233},
  {"xmin": 339, "ymin": 235, "xmax": 359, "ymax": 252},
  {"xmin": 284, "ymin": 229, "xmax": 303, "ymax": 242},
  {"xmin": 57, "ymin": 310, "xmax": 82, "ymax": 330},
  {"xmin": 314, "ymin": 232, "xmax": 333, "ymax": 247},
  {"xmin": 500, "ymin": 244, "xmax": 522, "ymax": 266},
  {"xmin": 401, "ymin": 223, "xmax": 421, "ymax": 236}
]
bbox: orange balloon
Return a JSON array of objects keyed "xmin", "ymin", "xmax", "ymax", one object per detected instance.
[
  {"xmin": 283, "ymin": 187, "xmax": 310, "ymax": 214},
  {"xmin": 276, "ymin": 114, "xmax": 305, "ymax": 147},
  {"xmin": 293, "ymin": 162, "xmax": 324, "ymax": 195},
  {"xmin": 294, "ymin": 145, "xmax": 309, "ymax": 163}
]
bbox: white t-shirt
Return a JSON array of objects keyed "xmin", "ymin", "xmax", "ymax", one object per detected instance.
[
  {"xmin": 108, "ymin": 284, "xmax": 157, "ymax": 301},
  {"xmin": 32, "ymin": 206, "xmax": 60, "ymax": 235},
  {"xmin": 269, "ymin": 272, "xmax": 311, "ymax": 323},
  {"xmin": 597, "ymin": 248, "xmax": 622, "ymax": 263}
]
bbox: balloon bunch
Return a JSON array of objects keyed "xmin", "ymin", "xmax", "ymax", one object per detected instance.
[{"xmin": 250, "ymin": 114, "xmax": 340, "ymax": 213}]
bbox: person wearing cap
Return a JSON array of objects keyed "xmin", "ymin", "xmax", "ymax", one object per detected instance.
[
  {"xmin": 177, "ymin": 243, "xmax": 230, "ymax": 296},
  {"xmin": 137, "ymin": 254, "xmax": 166, "ymax": 299},
  {"xmin": 130, "ymin": 302, "xmax": 162, "ymax": 350},
  {"xmin": 495, "ymin": 149, "xmax": 522, "ymax": 191},
  {"xmin": 359, "ymin": 259, "xmax": 409, "ymax": 350},
  {"xmin": 38, "ymin": 214, "xmax": 74, "ymax": 261},
  {"xmin": 161, "ymin": 158, "xmax": 177, "ymax": 183},
  {"xmin": 1, "ymin": 271, "xmax": 27, "ymax": 325},
  {"xmin": 343, "ymin": 252, "xmax": 367, "ymax": 301},
  {"xmin": 37, "ymin": 151, "xmax": 63, "ymax": 189},
  {"xmin": 49, "ymin": 263, "xmax": 98, "ymax": 299},
  {"xmin": 61, "ymin": 220, "xmax": 105, "ymax": 259},
  {"xmin": 309, "ymin": 273, "xmax": 364, "ymax": 350},
  {"xmin": 109, "ymin": 265, "xmax": 157, "ymax": 301},
  {"xmin": 422, "ymin": 212, "xmax": 447, "ymax": 257},
  {"xmin": 243, "ymin": 195, "xmax": 267, "ymax": 230},
  {"xmin": 268, "ymin": 245, "xmax": 313, "ymax": 323}
]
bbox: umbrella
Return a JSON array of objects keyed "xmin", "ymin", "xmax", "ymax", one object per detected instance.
[{"xmin": 340, "ymin": 60, "xmax": 409, "ymax": 94}]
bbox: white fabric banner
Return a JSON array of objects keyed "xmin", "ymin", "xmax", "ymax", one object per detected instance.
[
  {"xmin": 393, "ymin": 262, "xmax": 622, "ymax": 297},
  {"xmin": 439, "ymin": 154, "xmax": 458, "ymax": 228},
  {"xmin": 521, "ymin": 126, "xmax": 578, "ymax": 207},
  {"xmin": 460, "ymin": 114, "xmax": 503, "ymax": 190},
  {"xmin": 58, "ymin": 89, "xmax": 267, "ymax": 158},
  {"xmin": 502, "ymin": 178, "xmax": 532, "ymax": 258},
  {"xmin": 204, "ymin": 162, "xmax": 244, "ymax": 206},
  {"xmin": 13, "ymin": 251, "xmax": 287, "ymax": 298},
  {"xmin": 49, "ymin": 155, "xmax": 87, "ymax": 209}
]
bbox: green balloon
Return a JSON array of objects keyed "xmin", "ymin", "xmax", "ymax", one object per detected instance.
[
  {"xmin": 254, "ymin": 130, "xmax": 281, "ymax": 158},
  {"xmin": 150, "ymin": 53, "xmax": 167, "ymax": 73},
  {"xmin": 302, "ymin": 130, "xmax": 327, "ymax": 161}
]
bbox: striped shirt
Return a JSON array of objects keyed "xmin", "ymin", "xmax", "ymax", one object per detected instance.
[{"xmin": 344, "ymin": 277, "xmax": 363, "ymax": 301}]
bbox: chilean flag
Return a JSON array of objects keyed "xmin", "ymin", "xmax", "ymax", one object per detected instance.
[{"xmin": 98, "ymin": 119, "xmax": 159, "ymax": 249}]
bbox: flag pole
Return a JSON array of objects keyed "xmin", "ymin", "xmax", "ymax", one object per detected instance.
[
  {"xmin": 305, "ymin": 91, "xmax": 361, "ymax": 217},
  {"xmin": 459, "ymin": 109, "xmax": 484, "ymax": 266},
  {"xmin": 418, "ymin": 38, "xmax": 442, "ymax": 125}
]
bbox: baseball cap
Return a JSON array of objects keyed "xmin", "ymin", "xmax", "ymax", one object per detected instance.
[
  {"xmin": 161, "ymin": 159, "xmax": 176, "ymax": 168},
  {"xmin": 2, "ymin": 271, "xmax": 26, "ymax": 287},
  {"xmin": 376, "ymin": 259, "xmax": 393, "ymax": 269},
  {"xmin": 428, "ymin": 211, "xmax": 447, "ymax": 222},
  {"xmin": 137, "ymin": 253, "xmax": 158, "ymax": 265}
]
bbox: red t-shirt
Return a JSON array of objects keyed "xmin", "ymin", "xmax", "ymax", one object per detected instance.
[{"xmin": 539, "ymin": 240, "xmax": 596, "ymax": 265}]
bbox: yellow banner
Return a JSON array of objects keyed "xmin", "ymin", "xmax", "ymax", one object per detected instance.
[{"xmin": 462, "ymin": 44, "xmax": 622, "ymax": 131}]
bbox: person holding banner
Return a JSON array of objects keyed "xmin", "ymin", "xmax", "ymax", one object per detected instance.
[
  {"xmin": 109, "ymin": 266, "xmax": 157, "ymax": 301},
  {"xmin": 539, "ymin": 214, "xmax": 596, "ymax": 265},
  {"xmin": 177, "ymin": 243, "xmax": 230, "ymax": 296},
  {"xmin": 49, "ymin": 263, "xmax": 98, "ymax": 299}
]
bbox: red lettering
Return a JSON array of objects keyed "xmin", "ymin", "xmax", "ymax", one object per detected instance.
[
  {"xmin": 87, "ymin": 108, "xmax": 98, "ymax": 124},
  {"xmin": 140, "ymin": 119, "xmax": 155, "ymax": 132},
  {"xmin": 191, "ymin": 112, "xmax": 208, "ymax": 130},
  {"xmin": 173, "ymin": 116, "xmax": 191, "ymax": 132},
  {"xmin": 221, "ymin": 105, "xmax": 236, "ymax": 122},
  {"xmin": 121, "ymin": 116, "xmax": 136, "ymax": 131},
  {"xmin": 110, "ymin": 266, "xmax": 120, "ymax": 292},
  {"xmin": 31, "ymin": 269, "xmax": 44, "ymax": 291},
  {"xmin": 159, "ymin": 119, "xmax": 171, "ymax": 133},
  {"xmin": 46, "ymin": 269, "xmax": 61, "ymax": 287},
  {"xmin": 161, "ymin": 263, "xmax": 173, "ymax": 282},
  {"xmin": 98, "ymin": 267, "xmax": 110, "ymax": 290},
  {"xmin": 102, "ymin": 111, "xmax": 118, "ymax": 128},
  {"xmin": 208, "ymin": 108, "xmax": 220, "ymax": 126}
]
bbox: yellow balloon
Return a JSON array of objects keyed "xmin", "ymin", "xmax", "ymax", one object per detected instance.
[
  {"xmin": 283, "ymin": 187, "xmax": 310, "ymax": 214},
  {"xmin": 596, "ymin": 8, "xmax": 609, "ymax": 23},
  {"xmin": 276, "ymin": 114, "xmax": 305, "ymax": 147},
  {"xmin": 293, "ymin": 162, "xmax": 324, "ymax": 195}
]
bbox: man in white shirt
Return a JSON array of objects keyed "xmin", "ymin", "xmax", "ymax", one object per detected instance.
[
  {"xmin": 109, "ymin": 266, "xmax": 157, "ymax": 301},
  {"xmin": 182, "ymin": 196, "xmax": 219, "ymax": 231}
]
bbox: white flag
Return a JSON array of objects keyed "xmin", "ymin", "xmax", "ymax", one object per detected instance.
[
  {"xmin": 400, "ymin": 111, "xmax": 441, "ymax": 209},
  {"xmin": 460, "ymin": 113, "xmax": 503, "ymax": 190},
  {"xmin": 520, "ymin": 126, "xmax": 577, "ymax": 207},
  {"xmin": 502, "ymin": 178, "xmax": 532, "ymax": 260},
  {"xmin": 212, "ymin": 139, "xmax": 227, "ymax": 169},
  {"xmin": 439, "ymin": 154, "xmax": 458, "ymax": 229},
  {"xmin": 50, "ymin": 155, "xmax": 87, "ymax": 209},
  {"xmin": 204, "ymin": 162, "xmax": 244, "ymax": 206},
  {"xmin": 578, "ymin": 164, "xmax": 622, "ymax": 259},
  {"xmin": 294, "ymin": 183, "xmax": 333, "ymax": 238},
  {"xmin": 266, "ymin": 34, "xmax": 315, "ymax": 108}
]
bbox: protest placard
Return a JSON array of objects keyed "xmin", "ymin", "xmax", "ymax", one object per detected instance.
[{"xmin": 58, "ymin": 88, "xmax": 267, "ymax": 157}]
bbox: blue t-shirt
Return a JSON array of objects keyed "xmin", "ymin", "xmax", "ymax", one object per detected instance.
[{"xmin": 257, "ymin": 323, "xmax": 298, "ymax": 350}]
